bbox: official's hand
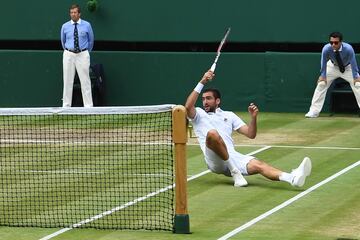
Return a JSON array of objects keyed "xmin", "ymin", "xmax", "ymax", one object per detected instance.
[
  {"xmin": 200, "ymin": 70, "xmax": 215, "ymax": 84},
  {"xmin": 248, "ymin": 103, "xmax": 259, "ymax": 118},
  {"xmin": 354, "ymin": 77, "xmax": 360, "ymax": 88},
  {"xmin": 317, "ymin": 76, "xmax": 327, "ymax": 83},
  {"xmin": 317, "ymin": 76, "xmax": 327, "ymax": 89}
]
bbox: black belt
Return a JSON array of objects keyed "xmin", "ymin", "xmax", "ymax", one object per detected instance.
[{"xmin": 66, "ymin": 48, "xmax": 87, "ymax": 53}]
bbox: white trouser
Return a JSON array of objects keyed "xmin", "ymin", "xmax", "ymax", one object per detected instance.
[
  {"xmin": 204, "ymin": 146, "xmax": 254, "ymax": 176},
  {"xmin": 62, "ymin": 50, "xmax": 93, "ymax": 107},
  {"xmin": 308, "ymin": 60, "xmax": 360, "ymax": 114}
]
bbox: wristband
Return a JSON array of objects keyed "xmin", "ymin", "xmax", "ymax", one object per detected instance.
[{"xmin": 194, "ymin": 82, "xmax": 204, "ymax": 93}]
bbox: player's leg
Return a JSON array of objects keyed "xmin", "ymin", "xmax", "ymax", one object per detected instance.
[
  {"xmin": 247, "ymin": 157, "xmax": 312, "ymax": 187},
  {"xmin": 62, "ymin": 51, "xmax": 76, "ymax": 107},
  {"xmin": 205, "ymin": 129, "xmax": 247, "ymax": 187},
  {"xmin": 206, "ymin": 129, "xmax": 228, "ymax": 160},
  {"xmin": 306, "ymin": 61, "xmax": 338, "ymax": 117},
  {"xmin": 246, "ymin": 159, "xmax": 282, "ymax": 180}
]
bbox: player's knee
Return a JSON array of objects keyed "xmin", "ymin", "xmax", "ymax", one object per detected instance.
[{"xmin": 206, "ymin": 129, "xmax": 221, "ymax": 144}]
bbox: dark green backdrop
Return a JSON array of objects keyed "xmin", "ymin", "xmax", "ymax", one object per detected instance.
[
  {"xmin": 2, "ymin": 0, "xmax": 360, "ymax": 42},
  {"xmin": 1, "ymin": 1, "xmax": 360, "ymax": 111},
  {"xmin": 0, "ymin": 50, "xmax": 328, "ymax": 112}
]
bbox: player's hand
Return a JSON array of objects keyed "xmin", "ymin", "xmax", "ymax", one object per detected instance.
[
  {"xmin": 200, "ymin": 70, "xmax": 215, "ymax": 84},
  {"xmin": 248, "ymin": 103, "xmax": 259, "ymax": 117}
]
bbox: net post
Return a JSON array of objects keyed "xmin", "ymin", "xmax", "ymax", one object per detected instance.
[{"xmin": 172, "ymin": 105, "xmax": 190, "ymax": 234}]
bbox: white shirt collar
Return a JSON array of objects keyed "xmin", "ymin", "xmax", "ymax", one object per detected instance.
[
  {"xmin": 71, "ymin": 19, "xmax": 82, "ymax": 25},
  {"xmin": 333, "ymin": 44, "xmax": 343, "ymax": 52}
]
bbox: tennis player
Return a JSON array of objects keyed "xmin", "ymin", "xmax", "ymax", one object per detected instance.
[{"xmin": 185, "ymin": 69, "xmax": 312, "ymax": 187}]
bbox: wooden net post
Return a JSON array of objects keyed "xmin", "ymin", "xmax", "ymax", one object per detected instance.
[{"xmin": 172, "ymin": 105, "xmax": 190, "ymax": 234}]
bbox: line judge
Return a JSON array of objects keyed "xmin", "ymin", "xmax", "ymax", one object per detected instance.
[
  {"xmin": 61, "ymin": 4, "xmax": 94, "ymax": 107},
  {"xmin": 305, "ymin": 32, "xmax": 360, "ymax": 117}
]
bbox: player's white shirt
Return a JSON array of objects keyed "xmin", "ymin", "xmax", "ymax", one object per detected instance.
[{"xmin": 189, "ymin": 107, "xmax": 246, "ymax": 154}]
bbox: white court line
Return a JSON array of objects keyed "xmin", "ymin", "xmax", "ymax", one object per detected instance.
[
  {"xmin": 2, "ymin": 138, "xmax": 359, "ymax": 150},
  {"xmin": 39, "ymin": 185, "xmax": 175, "ymax": 240},
  {"xmin": 17, "ymin": 170, "xmax": 171, "ymax": 177},
  {"xmin": 253, "ymin": 145, "xmax": 360, "ymax": 151},
  {"xmin": 188, "ymin": 143, "xmax": 360, "ymax": 151},
  {"xmin": 0, "ymin": 139, "xmax": 171, "ymax": 145},
  {"xmin": 4, "ymin": 139, "xmax": 359, "ymax": 150},
  {"xmin": 19, "ymin": 170, "xmax": 103, "ymax": 174},
  {"xmin": 217, "ymin": 159, "xmax": 360, "ymax": 240},
  {"xmin": 39, "ymin": 146, "xmax": 271, "ymax": 240},
  {"xmin": 187, "ymin": 146, "xmax": 271, "ymax": 181}
]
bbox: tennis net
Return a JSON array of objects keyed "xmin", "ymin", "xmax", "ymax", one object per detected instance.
[{"xmin": 0, "ymin": 105, "xmax": 178, "ymax": 231}]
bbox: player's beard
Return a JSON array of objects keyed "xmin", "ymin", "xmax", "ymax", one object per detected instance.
[{"xmin": 204, "ymin": 105, "xmax": 216, "ymax": 113}]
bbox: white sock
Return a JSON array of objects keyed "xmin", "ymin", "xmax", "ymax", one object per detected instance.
[
  {"xmin": 279, "ymin": 172, "xmax": 293, "ymax": 184},
  {"xmin": 225, "ymin": 157, "xmax": 237, "ymax": 172}
]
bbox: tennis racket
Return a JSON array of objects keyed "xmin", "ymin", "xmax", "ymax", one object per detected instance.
[{"xmin": 210, "ymin": 27, "xmax": 231, "ymax": 72}]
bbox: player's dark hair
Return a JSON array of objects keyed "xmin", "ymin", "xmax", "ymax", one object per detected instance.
[
  {"xmin": 70, "ymin": 4, "xmax": 81, "ymax": 13},
  {"xmin": 329, "ymin": 32, "xmax": 343, "ymax": 41},
  {"xmin": 203, "ymin": 88, "xmax": 221, "ymax": 100}
]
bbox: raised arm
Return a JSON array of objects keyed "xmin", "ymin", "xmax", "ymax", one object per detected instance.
[
  {"xmin": 237, "ymin": 103, "xmax": 258, "ymax": 139},
  {"xmin": 185, "ymin": 70, "xmax": 214, "ymax": 119}
]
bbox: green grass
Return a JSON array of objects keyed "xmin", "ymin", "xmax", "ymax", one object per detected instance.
[{"xmin": 0, "ymin": 112, "xmax": 359, "ymax": 239}]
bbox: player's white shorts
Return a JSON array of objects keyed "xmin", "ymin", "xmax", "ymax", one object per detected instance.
[{"xmin": 204, "ymin": 146, "xmax": 255, "ymax": 176}]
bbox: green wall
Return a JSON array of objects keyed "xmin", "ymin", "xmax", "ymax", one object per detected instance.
[
  {"xmin": 0, "ymin": 50, "xmax": 325, "ymax": 112},
  {"xmin": 1, "ymin": 1, "xmax": 360, "ymax": 111},
  {"xmin": 1, "ymin": 0, "xmax": 360, "ymax": 42},
  {"xmin": 0, "ymin": 51, "xmax": 62, "ymax": 107},
  {"xmin": 263, "ymin": 52, "xmax": 320, "ymax": 112}
]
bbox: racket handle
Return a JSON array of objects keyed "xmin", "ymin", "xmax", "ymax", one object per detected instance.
[{"xmin": 210, "ymin": 63, "xmax": 216, "ymax": 72}]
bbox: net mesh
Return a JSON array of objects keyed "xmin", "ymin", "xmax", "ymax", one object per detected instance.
[{"xmin": 0, "ymin": 105, "xmax": 175, "ymax": 230}]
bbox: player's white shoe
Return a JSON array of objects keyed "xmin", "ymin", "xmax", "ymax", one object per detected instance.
[
  {"xmin": 291, "ymin": 157, "xmax": 312, "ymax": 187},
  {"xmin": 231, "ymin": 168, "xmax": 248, "ymax": 187},
  {"xmin": 305, "ymin": 111, "xmax": 319, "ymax": 118}
]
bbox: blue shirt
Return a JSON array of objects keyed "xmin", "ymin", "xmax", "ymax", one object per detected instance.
[
  {"xmin": 320, "ymin": 42, "xmax": 359, "ymax": 79},
  {"xmin": 61, "ymin": 19, "xmax": 94, "ymax": 51}
]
